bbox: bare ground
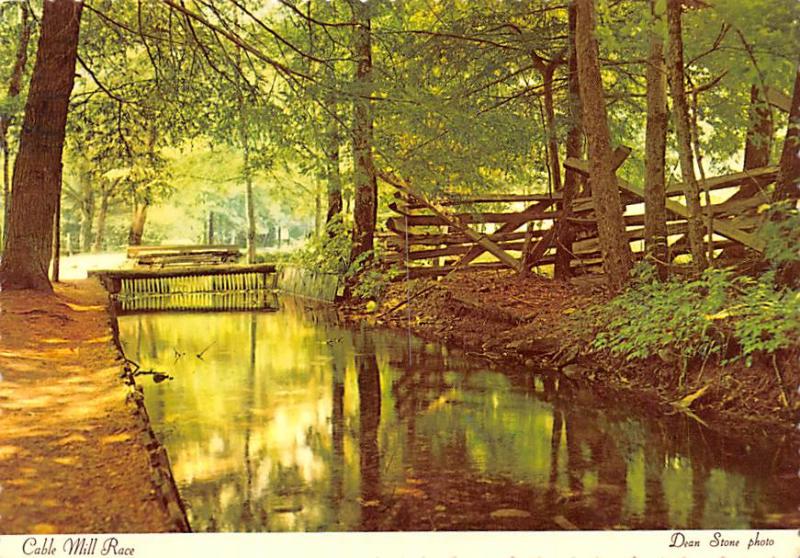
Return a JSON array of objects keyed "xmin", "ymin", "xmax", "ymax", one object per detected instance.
[{"xmin": 0, "ymin": 280, "xmax": 184, "ymax": 534}]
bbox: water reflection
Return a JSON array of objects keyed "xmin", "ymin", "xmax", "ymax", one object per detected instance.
[{"xmin": 117, "ymin": 300, "xmax": 799, "ymax": 531}]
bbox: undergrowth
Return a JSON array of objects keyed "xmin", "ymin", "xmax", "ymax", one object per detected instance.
[
  {"xmin": 292, "ymin": 216, "xmax": 398, "ymax": 302},
  {"xmin": 578, "ymin": 264, "xmax": 800, "ymax": 367},
  {"xmin": 577, "ymin": 202, "xmax": 800, "ymax": 368}
]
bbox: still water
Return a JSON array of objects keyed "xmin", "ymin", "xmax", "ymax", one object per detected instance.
[{"xmin": 117, "ymin": 299, "xmax": 798, "ymax": 532}]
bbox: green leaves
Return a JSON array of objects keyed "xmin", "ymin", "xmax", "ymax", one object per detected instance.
[{"xmin": 584, "ymin": 263, "xmax": 800, "ymax": 364}]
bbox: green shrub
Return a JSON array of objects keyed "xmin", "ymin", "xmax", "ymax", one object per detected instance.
[
  {"xmin": 758, "ymin": 202, "xmax": 800, "ymax": 269},
  {"xmin": 344, "ymin": 249, "xmax": 402, "ymax": 302},
  {"xmin": 292, "ymin": 215, "xmax": 352, "ymax": 274},
  {"xmin": 292, "ymin": 218, "xmax": 398, "ymax": 301},
  {"xmin": 583, "ymin": 263, "xmax": 800, "ymax": 366}
]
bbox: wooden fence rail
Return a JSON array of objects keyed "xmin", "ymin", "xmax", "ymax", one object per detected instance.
[{"xmin": 379, "ymin": 158, "xmax": 776, "ymax": 278}]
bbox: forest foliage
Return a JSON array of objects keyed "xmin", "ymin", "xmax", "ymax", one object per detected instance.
[{"xmin": 0, "ymin": 0, "xmax": 797, "ymax": 327}]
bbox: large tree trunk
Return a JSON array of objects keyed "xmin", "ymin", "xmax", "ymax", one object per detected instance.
[
  {"xmin": 0, "ymin": 0, "xmax": 83, "ymax": 291},
  {"xmin": 128, "ymin": 201, "xmax": 148, "ymax": 246},
  {"xmin": 574, "ymin": 0, "xmax": 633, "ymax": 291},
  {"xmin": 349, "ymin": 0, "xmax": 377, "ymax": 263},
  {"xmin": 643, "ymin": 0, "xmax": 669, "ymax": 280},
  {"xmin": 665, "ymin": 0, "xmax": 707, "ymax": 273},
  {"xmin": 0, "ymin": 2, "xmax": 33, "ymax": 249},
  {"xmin": 554, "ymin": 2, "xmax": 584, "ymax": 280},
  {"xmin": 772, "ymin": 55, "xmax": 800, "ymax": 287},
  {"xmin": 93, "ymin": 190, "xmax": 110, "ymax": 252},
  {"xmin": 773, "ymin": 57, "xmax": 800, "ymax": 202}
]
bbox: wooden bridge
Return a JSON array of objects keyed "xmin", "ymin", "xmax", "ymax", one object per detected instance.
[{"xmin": 378, "ymin": 154, "xmax": 775, "ymax": 279}]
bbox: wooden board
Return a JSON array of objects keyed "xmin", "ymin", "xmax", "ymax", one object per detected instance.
[
  {"xmin": 397, "ymin": 192, "xmax": 561, "ymax": 210},
  {"xmin": 386, "ymin": 207, "xmax": 558, "ymax": 227},
  {"xmin": 127, "ymin": 244, "xmax": 240, "ymax": 256},
  {"xmin": 564, "ymin": 158, "xmax": 778, "ymax": 198},
  {"xmin": 618, "ymin": 177, "xmax": 765, "ymax": 251},
  {"xmin": 385, "ymin": 229, "xmax": 541, "ymax": 247},
  {"xmin": 765, "ymin": 86, "xmax": 792, "ymax": 113}
]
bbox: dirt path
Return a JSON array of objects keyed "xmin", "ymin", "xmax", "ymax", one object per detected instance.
[{"xmin": 0, "ymin": 280, "xmax": 185, "ymax": 534}]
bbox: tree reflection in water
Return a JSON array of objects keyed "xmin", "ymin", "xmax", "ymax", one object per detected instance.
[
  {"xmin": 117, "ymin": 306, "xmax": 800, "ymax": 532},
  {"xmin": 354, "ymin": 331, "xmax": 381, "ymax": 530}
]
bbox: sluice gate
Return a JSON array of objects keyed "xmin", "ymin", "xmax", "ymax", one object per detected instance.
[{"xmin": 90, "ymin": 263, "xmax": 279, "ymax": 313}]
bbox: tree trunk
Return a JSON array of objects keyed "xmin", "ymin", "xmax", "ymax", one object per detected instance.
[
  {"xmin": 315, "ymin": 179, "xmax": 322, "ymax": 237},
  {"xmin": 0, "ymin": 2, "xmax": 33, "ymax": 249},
  {"xmin": 0, "ymin": 0, "xmax": 83, "ymax": 291},
  {"xmin": 93, "ymin": 191, "xmax": 110, "ymax": 252},
  {"xmin": 665, "ymin": 0, "xmax": 707, "ymax": 272},
  {"xmin": 128, "ymin": 201, "xmax": 148, "ymax": 246},
  {"xmin": 78, "ymin": 165, "xmax": 95, "ymax": 252},
  {"xmin": 536, "ymin": 62, "xmax": 562, "ymax": 192},
  {"xmin": 773, "ymin": 57, "xmax": 800, "ymax": 202},
  {"xmin": 574, "ymin": 0, "xmax": 633, "ymax": 291},
  {"xmin": 772, "ymin": 55, "xmax": 800, "ymax": 287},
  {"xmin": 644, "ymin": 0, "xmax": 669, "ymax": 280},
  {"xmin": 324, "ymin": 72, "xmax": 343, "ymax": 231},
  {"xmin": 349, "ymin": 0, "xmax": 377, "ymax": 263},
  {"xmin": 243, "ymin": 137, "xmax": 256, "ymax": 263},
  {"xmin": 554, "ymin": 2, "xmax": 584, "ymax": 280},
  {"xmin": 207, "ymin": 211, "xmax": 215, "ymax": 244}
]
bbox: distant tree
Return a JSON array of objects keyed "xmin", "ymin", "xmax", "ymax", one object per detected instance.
[{"xmin": 0, "ymin": 0, "xmax": 83, "ymax": 291}]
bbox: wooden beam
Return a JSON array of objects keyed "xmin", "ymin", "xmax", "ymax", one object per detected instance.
[
  {"xmin": 521, "ymin": 227, "xmax": 557, "ymax": 272},
  {"xmin": 127, "ymin": 244, "xmax": 240, "ymax": 256},
  {"xmin": 385, "ymin": 229, "xmax": 541, "ymax": 247},
  {"xmin": 764, "ymin": 85, "xmax": 792, "ymax": 113},
  {"xmin": 618, "ymin": 177, "xmax": 765, "ymax": 251},
  {"xmin": 397, "ymin": 192, "xmax": 561, "ymax": 210},
  {"xmin": 387, "ymin": 205, "xmax": 559, "ymax": 226},
  {"xmin": 565, "ymin": 158, "xmax": 778, "ymax": 198},
  {"xmin": 401, "ymin": 260, "xmax": 551, "ymax": 280},
  {"xmin": 386, "ymin": 240, "xmax": 531, "ymax": 261},
  {"xmin": 664, "ymin": 166, "xmax": 778, "ymax": 196}
]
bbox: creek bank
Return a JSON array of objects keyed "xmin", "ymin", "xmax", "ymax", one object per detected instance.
[
  {"xmin": 0, "ymin": 279, "xmax": 188, "ymax": 534},
  {"xmin": 342, "ymin": 270, "xmax": 799, "ymax": 437}
]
